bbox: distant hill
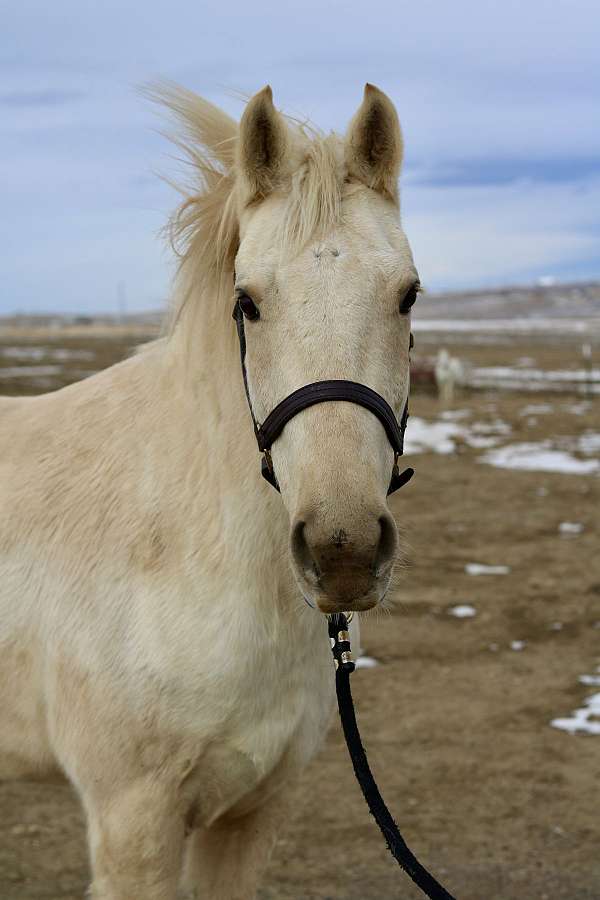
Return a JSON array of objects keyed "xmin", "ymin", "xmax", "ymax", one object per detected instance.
[
  {"xmin": 2, "ymin": 282, "xmax": 599, "ymax": 331},
  {"xmin": 414, "ymin": 281, "xmax": 600, "ymax": 321}
]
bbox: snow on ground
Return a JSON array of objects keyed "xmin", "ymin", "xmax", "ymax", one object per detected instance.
[
  {"xmin": 578, "ymin": 433, "xmax": 600, "ymax": 453},
  {"xmin": 466, "ymin": 365, "xmax": 600, "ymax": 395},
  {"xmin": 404, "ymin": 416, "xmax": 510, "ymax": 455},
  {"xmin": 566, "ymin": 401, "xmax": 592, "ymax": 415},
  {"xmin": 520, "ymin": 403, "xmax": 554, "ymax": 416},
  {"xmin": 510, "ymin": 641, "xmax": 527, "ymax": 651},
  {"xmin": 0, "ymin": 365, "xmax": 62, "ymax": 379},
  {"xmin": 439, "ymin": 409, "xmax": 471, "ymax": 421},
  {"xmin": 405, "ymin": 414, "xmax": 599, "ymax": 476},
  {"xmin": 412, "ymin": 319, "xmax": 597, "ymax": 335},
  {"xmin": 0, "ymin": 346, "xmax": 95, "ymax": 362},
  {"xmin": 480, "ymin": 443, "xmax": 600, "ymax": 475},
  {"xmin": 1, "ymin": 346, "xmax": 46, "ymax": 361},
  {"xmin": 355, "ymin": 656, "xmax": 379, "ymax": 669},
  {"xmin": 551, "ymin": 671, "xmax": 600, "ymax": 736},
  {"xmin": 404, "ymin": 418, "xmax": 462, "ymax": 454},
  {"xmin": 448, "ymin": 604, "xmax": 476, "ymax": 618},
  {"xmin": 559, "ymin": 522, "xmax": 584, "ymax": 535},
  {"xmin": 466, "ymin": 563, "xmax": 510, "ymax": 576}
]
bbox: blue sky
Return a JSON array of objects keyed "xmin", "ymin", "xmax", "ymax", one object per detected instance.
[{"xmin": 2, "ymin": 0, "xmax": 599, "ymax": 314}]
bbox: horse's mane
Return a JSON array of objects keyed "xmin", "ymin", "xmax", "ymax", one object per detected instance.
[{"xmin": 149, "ymin": 84, "xmax": 346, "ymax": 331}]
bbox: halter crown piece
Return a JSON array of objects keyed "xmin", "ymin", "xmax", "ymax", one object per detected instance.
[{"xmin": 232, "ymin": 300, "xmax": 414, "ymax": 494}]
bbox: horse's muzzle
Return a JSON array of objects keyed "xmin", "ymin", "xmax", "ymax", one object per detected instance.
[{"xmin": 290, "ymin": 510, "xmax": 397, "ymax": 613}]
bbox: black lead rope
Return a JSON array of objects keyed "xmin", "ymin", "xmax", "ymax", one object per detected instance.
[{"xmin": 329, "ymin": 615, "xmax": 457, "ymax": 900}]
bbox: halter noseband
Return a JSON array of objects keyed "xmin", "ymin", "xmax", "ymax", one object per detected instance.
[{"xmin": 232, "ymin": 300, "xmax": 414, "ymax": 496}]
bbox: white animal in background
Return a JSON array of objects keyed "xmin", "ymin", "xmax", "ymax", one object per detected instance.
[{"xmin": 435, "ymin": 348, "xmax": 464, "ymax": 404}]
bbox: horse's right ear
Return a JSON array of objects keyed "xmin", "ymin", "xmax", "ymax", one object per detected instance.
[{"xmin": 238, "ymin": 86, "xmax": 288, "ymax": 201}]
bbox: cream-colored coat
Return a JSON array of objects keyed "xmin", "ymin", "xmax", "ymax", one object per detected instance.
[{"xmin": 0, "ymin": 83, "xmax": 417, "ymax": 899}]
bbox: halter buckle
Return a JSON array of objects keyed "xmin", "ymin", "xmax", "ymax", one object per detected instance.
[{"xmin": 260, "ymin": 450, "xmax": 280, "ymax": 492}]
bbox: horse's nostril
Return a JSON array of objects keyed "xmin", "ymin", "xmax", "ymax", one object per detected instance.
[
  {"xmin": 374, "ymin": 513, "xmax": 398, "ymax": 575},
  {"xmin": 291, "ymin": 520, "xmax": 321, "ymax": 584}
]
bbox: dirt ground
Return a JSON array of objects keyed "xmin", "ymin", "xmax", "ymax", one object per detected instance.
[{"xmin": 0, "ymin": 328, "xmax": 598, "ymax": 899}]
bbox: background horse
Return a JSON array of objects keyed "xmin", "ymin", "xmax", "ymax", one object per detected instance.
[{"xmin": 0, "ymin": 83, "xmax": 417, "ymax": 899}]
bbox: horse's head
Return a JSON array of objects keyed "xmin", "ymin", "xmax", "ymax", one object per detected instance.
[{"xmin": 234, "ymin": 85, "xmax": 418, "ymax": 614}]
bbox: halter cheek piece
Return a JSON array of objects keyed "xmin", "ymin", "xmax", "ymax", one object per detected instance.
[{"xmin": 232, "ymin": 300, "xmax": 414, "ymax": 495}]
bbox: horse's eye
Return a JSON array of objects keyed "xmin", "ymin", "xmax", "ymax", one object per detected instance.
[
  {"xmin": 238, "ymin": 293, "xmax": 260, "ymax": 321},
  {"xmin": 399, "ymin": 282, "xmax": 420, "ymax": 315}
]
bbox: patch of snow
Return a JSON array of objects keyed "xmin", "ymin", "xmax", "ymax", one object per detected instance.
[
  {"xmin": 549, "ymin": 622, "xmax": 563, "ymax": 631},
  {"xmin": 0, "ymin": 365, "xmax": 62, "ymax": 378},
  {"xmin": 412, "ymin": 319, "xmax": 593, "ymax": 335},
  {"xmin": 404, "ymin": 418, "xmax": 463, "ymax": 455},
  {"xmin": 551, "ymin": 692, "xmax": 600, "ymax": 736},
  {"xmin": 439, "ymin": 409, "xmax": 470, "ymax": 421},
  {"xmin": 480, "ymin": 442, "xmax": 600, "ymax": 475},
  {"xmin": 466, "ymin": 563, "xmax": 510, "ymax": 576},
  {"xmin": 470, "ymin": 420, "xmax": 512, "ymax": 435},
  {"xmin": 559, "ymin": 522, "xmax": 584, "ymax": 534},
  {"xmin": 566, "ymin": 401, "xmax": 591, "ymax": 415},
  {"xmin": 467, "ymin": 363, "xmax": 600, "ymax": 395},
  {"xmin": 464, "ymin": 436, "xmax": 499, "ymax": 449},
  {"xmin": 579, "ymin": 674, "xmax": 600, "ymax": 686},
  {"xmin": 578, "ymin": 433, "xmax": 600, "ymax": 454},
  {"xmin": 449, "ymin": 604, "xmax": 476, "ymax": 618},
  {"xmin": 405, "ymin": 417, "xmax": 510, "ymax": 456},
  {"xmin": 51, "ymin": 348, "xmax": 95, "ymax": 361},
  {"xmin": 520, "ymin": 403, "xmax": 553, "ymax": 416},
  {"xmin": 472, "ymin": 365, "xmax": 600, "ymax": 383},
  {"xmin": 510, "ymin": 640, "xmax": 526, "ymax": 651},
  {"xmin": 1, "ymin": 346, "xmax": 46, "ymax": 361},
  {"xmin": 355, "ymin": 656, "xmax": 379, "ymax": 669}
]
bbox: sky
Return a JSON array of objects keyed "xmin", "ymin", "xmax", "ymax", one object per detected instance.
[{"xmin": 1, "ymin": 0, "xmax": 599, "ymax": 314}]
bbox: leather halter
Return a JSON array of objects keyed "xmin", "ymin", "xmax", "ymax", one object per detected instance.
[{"xmin": 232, "ymin": 300, "xmax": 414, "ymax": 495}]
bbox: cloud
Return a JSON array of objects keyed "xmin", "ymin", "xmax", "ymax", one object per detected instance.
[
  {"xmin": 0, "ymin": 89, "xmax": 85, "ymax": 108},
  {"xmin": 406, "ymin": 158, "xmax": 600, "ymax": 189},
  {"xmin": 0, "ymin": 0, "xmax": 599, "ymax": 312},
  {"xmin": 404, "ymin": 176, "xmax": 600, "ymax": 289}
]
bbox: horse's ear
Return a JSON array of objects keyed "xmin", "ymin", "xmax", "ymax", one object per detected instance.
[
  {"xmin": 345, "ymin": 84, "xmax": 403, "ymax": 202},
  {"xmin": 238, "ymin": 85, "xmax": 288, "ymax": 201}
]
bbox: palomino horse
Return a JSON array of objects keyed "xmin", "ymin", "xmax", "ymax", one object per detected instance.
[{"xmin": 0, "ymin": 83, "xmax": 419, "ymax": 899}]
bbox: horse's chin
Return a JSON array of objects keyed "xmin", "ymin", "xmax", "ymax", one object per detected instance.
[{"xmin": 295, "ymin": 576, "xmax": 385, "ymax": 615}]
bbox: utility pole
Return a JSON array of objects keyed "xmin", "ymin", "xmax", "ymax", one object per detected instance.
[{"xmin": 117, "ymin": 281, "xmax": 127, "ymax": 324}]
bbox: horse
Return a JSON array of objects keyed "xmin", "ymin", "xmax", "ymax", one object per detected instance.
[
  {"xmin": 0, "ymin": 83, "xmax": 419, "ymax": 899},
  {"xmin": 435, "ymin": 348, "xmax": 464, "ymax": 405}
]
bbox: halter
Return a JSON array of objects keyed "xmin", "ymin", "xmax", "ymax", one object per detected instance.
[{"xmin": 232, "ymin": 300, "xmax": 414, "ymax": 495}]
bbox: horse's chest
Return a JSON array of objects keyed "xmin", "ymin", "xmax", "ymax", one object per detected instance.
[{"xmin": 182, "ymin": 633, "xmax": 334, "ymax": 825}]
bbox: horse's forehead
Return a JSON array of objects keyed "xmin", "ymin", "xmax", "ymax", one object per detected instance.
[{"xmin": 238, "ymin": 191, "xmax": 413, "ymax": 286}]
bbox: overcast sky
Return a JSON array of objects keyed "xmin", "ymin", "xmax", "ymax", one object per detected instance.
[{"xmin": 2, "ymin": 0, "xmax": 599, "ymax": 314}]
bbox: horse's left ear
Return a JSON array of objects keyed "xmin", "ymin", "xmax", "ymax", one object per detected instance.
[
  {"xmin": 238, "ymin": 85, "xmax": 289, "ymax": 202},
  {"xmin": 345, "ymin": 84, "xmax": 403, "ymax": 202}
]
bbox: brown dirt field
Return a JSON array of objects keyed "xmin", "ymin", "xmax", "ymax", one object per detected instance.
[{"xmin": 0, "ymin": 329, "xmax": 599, "ymax": 899}]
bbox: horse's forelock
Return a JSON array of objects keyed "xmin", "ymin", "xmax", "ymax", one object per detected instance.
[{"xmin": 151, "ymin": 84, "xmax": 352, "ymax": 332}]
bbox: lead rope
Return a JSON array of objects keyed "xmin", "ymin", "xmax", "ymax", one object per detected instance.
[{"xmin": 328, "ymin": 614, "xmax": 457, "ymax": 900}]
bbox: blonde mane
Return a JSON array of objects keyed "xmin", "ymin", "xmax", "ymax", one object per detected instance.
[{"xmin": 150, "ymin": 84, "xmax": 348, "ymax": 330}]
